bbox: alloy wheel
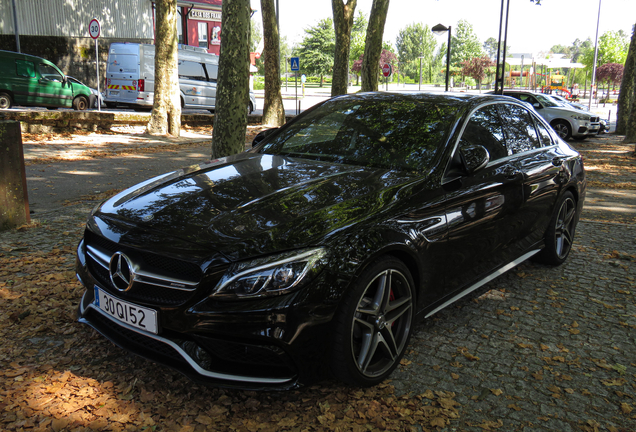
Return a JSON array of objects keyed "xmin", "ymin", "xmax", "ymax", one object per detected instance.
[
  {"xmin": 350, "ymin": 269, "xmax": 413, "ymax": 378},
  {"xmin": 554, "ymin": 196, "xmax": 576, "ymax": 259}
]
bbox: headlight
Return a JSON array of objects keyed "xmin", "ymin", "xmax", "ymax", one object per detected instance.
[
  {"xmin": 212, "ymin": 248, "xmax": 328, "ymax": 299},
  {"xmin": 570, "ymin": 114, "xmax": 590, "ymax": 121}
]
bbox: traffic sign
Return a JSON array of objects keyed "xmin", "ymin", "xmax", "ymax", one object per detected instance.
[
  {"xmin": 382, "ymin": 63, "xmax": 392, "ymax": 77},
  {"xmin": 290, "ymin": 57, "xmax": 300, "ymax": 71},
  {"xmin": 89, "ymin": 18, "xmax": 101, "ymax": 39}
]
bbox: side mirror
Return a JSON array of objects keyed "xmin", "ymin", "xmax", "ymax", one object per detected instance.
[
  {"xmin": 533, "ymin": 102, "xmax": 541, "ymax": 109},
  {"xmin": 252, "ymin": 127, "xmax": 279, "ymax": 148},
  {"xmin": 459, "ymin": 143, "xmax": 490, "ymax": 174}
]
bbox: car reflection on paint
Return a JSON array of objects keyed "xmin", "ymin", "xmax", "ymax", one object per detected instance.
[{"xmin": 75, "ymin": 92, "xmax": 586, "ymax": 390}]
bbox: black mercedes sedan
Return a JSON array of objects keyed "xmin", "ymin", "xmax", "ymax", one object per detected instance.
[{"xmin": 76, "ymin": 92, "xmax": 586, "ymax": 390}]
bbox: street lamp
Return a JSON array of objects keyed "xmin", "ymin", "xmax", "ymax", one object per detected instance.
[
  {"xmin": 418, "ymin": 55, "xmax": 425, "ymax": 91},
  {"xmin": 432, "ymin": 24, "xmax": 451, "ymax": 92}
]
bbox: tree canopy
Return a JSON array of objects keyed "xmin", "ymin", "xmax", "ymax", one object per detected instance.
[
  {"xmin": 450, "ymin": 20, "xmax": 483, "ymax": 68},
  {"xmin": 395, "ymin": 23, "xmax": 437, "ymax": 81},
  {"xmin": 581, "ymin": 30, "xmax": 630, "ymax": 70},
  {"xmin": 298, "ymin": 18, "xmax": 336, "ymax": 84}
]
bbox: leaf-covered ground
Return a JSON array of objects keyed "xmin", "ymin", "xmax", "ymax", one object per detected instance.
[{"xmin": 1, "ymin": 132, "xmax": 635, "ymax": 431}]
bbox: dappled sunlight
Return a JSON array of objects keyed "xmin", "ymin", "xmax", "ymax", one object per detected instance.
[{"xmin": 58, "ymin": 170, "xmax": 105, "ymax": 176}]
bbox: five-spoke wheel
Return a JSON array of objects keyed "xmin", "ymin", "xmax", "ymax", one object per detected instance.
[
  {"xmin": 535, "ymin": 191, "xmax": 578, "ymax": 265},
  {"xmin": 331, "ymin": 257, "xmax": 414, "ymax": 386}
]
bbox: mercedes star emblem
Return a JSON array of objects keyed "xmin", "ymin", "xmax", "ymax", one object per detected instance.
[{"xmin": 109, "ymin": 252, "xmax": 135, "ymax": 291}]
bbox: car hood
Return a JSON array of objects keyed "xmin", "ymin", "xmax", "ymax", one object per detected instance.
[{"xmin": 96, "ymin": 153, "xmax": 419, "ymax": 260}]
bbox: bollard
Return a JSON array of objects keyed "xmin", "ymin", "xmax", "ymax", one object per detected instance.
[{"xmin": 0, "ymin": 120, "xmax": 30, "ymax": 231}]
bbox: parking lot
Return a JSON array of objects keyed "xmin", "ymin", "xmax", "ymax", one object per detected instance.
[{"xmin": 0, "ymin": 124, "xmax": 634, "ymax": 431}]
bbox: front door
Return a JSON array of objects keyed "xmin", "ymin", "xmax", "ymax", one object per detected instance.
[{"xmin": 36, "ymin": 63, "xmax": 72, "ymax": 108}]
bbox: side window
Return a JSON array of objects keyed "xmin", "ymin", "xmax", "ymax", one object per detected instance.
[
  {"xmin": 15, "ymin": 60, "xmax": 35, "ymax": 78},
  {"xmin": 38, "ymin": 63, "xmax": 63, "ymax": 82},
  {"xmin": 461, "ymin": 104, "xmax": 508, "ymax": 161},
  {"xmin": 499, "ymin": 104, "xmax": 542, "ymax": 154},
  {"xmin": 204, "ymin": 63, "xmax": 218, "ymax": 81},
  {"xmin": 178, "ymin": 61, "xmax": 206, "ymax": 81},
  {"xmin": 535, "ymin": 119, "xmax": 554, "ymax": 146}
]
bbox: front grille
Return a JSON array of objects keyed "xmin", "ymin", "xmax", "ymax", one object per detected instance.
[
  {"xmin": 84, "ymin": 230, "xmax": 205, "ymax": 307},
  {"xmin": 85, "ymin": 230, "xmax": 202, "ymax": 281}
]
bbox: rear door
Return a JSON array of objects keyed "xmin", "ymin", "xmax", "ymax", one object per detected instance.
[
  {"xmin": 499, "ymin": 103, "xmax": 563, "ymax": 249},
  {"xmin": 12, "ymin": 58, "xmax": 37, "ymax": 106},
  {"xmin": 106, "ymin": 44, "xmax": 141, "ymax": 104}
]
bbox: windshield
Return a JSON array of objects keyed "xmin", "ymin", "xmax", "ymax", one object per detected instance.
[
  {"xmin": 535, "ymin": 94, "xmax": 560, "ymax": 108},
  {"xmin": 258, "ymin": 95, "xmax": 457, "ymax": 172}
]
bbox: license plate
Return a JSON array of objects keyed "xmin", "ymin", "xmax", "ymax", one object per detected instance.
[
  {"xmin": 110, "ymin": 91, "xmax": 119, "ymax": 96},
  {"xmin": 94, "ymin": 287, "xmax": 158, "ymax": 334}
]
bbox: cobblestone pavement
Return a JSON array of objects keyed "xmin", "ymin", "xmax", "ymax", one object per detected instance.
[
  {"xmin": 392, "ymin": 220, "xmax": 636, "ymax": 431},
  {"xmin": 2, "ymin": 131, "xmax": 635, "ymax": 431},
  {"xmin": 2, "ymin": 201, "xmax": 635, "ymax": 431}
]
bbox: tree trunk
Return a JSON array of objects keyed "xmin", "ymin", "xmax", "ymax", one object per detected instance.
[
  {"xmin": 331, "ymin": 0, "xmax": 357, "ymax": 97},
  {"xmin": 616, "ymin": 24, "xmax": 636, "ymax": 135},
  {"xmin": 147, "ymin": 0, "xmax": 181, "ymax": 137},
  {"xmin": 211, "ymin": 0, "xmax": 251, "ymax": 158},
  {"xmin": 360, "ymin": 0, "xmax": 389, "ymax": 92},
  {"xmin": 261, "ymin": 0, "xmax": 285, "ymax": 126}
]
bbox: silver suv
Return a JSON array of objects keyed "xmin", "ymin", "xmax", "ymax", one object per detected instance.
[{"xmin": 502, "ymin": 91, "xmax": 600, "ymax": 140}]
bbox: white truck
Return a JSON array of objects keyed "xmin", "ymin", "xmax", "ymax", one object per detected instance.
[{"xmin": 103, "ymin": 43, "xmax": 255, "ymax": 113}]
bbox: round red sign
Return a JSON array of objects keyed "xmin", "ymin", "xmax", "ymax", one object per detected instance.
[{"xmin": 382, "ymin": 63, "xmax": 392, "ymax": 77}]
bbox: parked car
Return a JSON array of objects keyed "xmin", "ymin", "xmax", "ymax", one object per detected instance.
[
  {"xmin": 498, "ymin": 90, "xmax": 600, "ymax": 140},
  {"xmin": 104, "ymin": 42, "xmax": 255, "ymax": 114},
  {"xmin": 0, "ymin": 50, "xmax": 95, "ymax": 110},
  {"xmin": 549, "ymin": 93, "xmax": 589, "ymax": 111},
  {"xmin": 76, "ymin": 92, "xmax": 586, "ymax": 389},
  {"xmin": 67, "ymin": 76, "xmax": 104, "ymax": 108}
]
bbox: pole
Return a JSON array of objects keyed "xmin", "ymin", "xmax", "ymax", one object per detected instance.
[
  {"xmin": 95, "ymin": 38, "xmax": 100, "ymax": 110},
  {"xmin": 588, "ymin": 0, "xmax": 602, "ymax": 110},
  {"xmin": 445, "ymin": 27, "xmax": 451, "ymax": 92},
  {"xmin": 419, "ymin": 57, "xmax": 422, "ymax": 91},
  {"xmin": 500, "ymin": 0, "xmax": 510, "ymax": 91},
  {"xmin": 10, "ymin": 0, "xmax": 20, "ymax": 52},
  {"xmin": 494, "ymin": 0, "xmax": 505, "ymax": 94}
]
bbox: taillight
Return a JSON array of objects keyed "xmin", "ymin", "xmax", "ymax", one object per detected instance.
[{"xmin": 137, "ymin": 79, "xmax": 144, "ymax": 92}]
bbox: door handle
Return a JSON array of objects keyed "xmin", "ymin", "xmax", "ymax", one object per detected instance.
[
  {"xmin": 502, "ymin": 167, "xmax": 521, "ymax": 180},
  {"xmin": 552, "ymin": 157, "xmax": 565, "ymax": 167}
]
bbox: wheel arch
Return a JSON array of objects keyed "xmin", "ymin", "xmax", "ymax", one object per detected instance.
[{"xmin": 343, "ymin": 242, "xmax": 424, "ymax": 306}]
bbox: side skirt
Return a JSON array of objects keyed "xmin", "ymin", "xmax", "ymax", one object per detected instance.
[{"xmin": 424, "ymin": 249, "xmax": 541, "ymax": 319}]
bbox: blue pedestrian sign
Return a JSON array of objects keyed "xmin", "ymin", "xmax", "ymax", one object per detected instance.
[{"xmin": 290, "ymin": 57, "xmax": 300, "ymax": 71}]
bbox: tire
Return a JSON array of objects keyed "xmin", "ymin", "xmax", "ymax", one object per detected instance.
[
  {"xmin": 551, "ymin": 120, "xmax": 572, "ymax": 140},
  {"xmin": 572, "ymin": 136, "xmax": 587, "ymax": 141},
  {"xmin": 0, "ymin": 92, "xmax": 12, "ymax": 109},
  {"xmin": 72, "ymin": 96, "xmax": 89, "ymax": 111},
  {"xmin": 534, "ymin": 191, "xmax": 578, "ymax": 266},
  {"xmin": 331, "ymin": 256, "xmax": 415, "ymax": 386}
]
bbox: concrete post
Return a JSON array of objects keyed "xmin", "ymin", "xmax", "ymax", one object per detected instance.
[{"xmin": 0, "ymin": 121, "xmax": 30, "ymax": 231}]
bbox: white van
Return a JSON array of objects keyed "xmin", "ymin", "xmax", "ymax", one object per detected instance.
[{"xmin": 104, "ymin": 43, "xmax": 255, "ymax": 113}]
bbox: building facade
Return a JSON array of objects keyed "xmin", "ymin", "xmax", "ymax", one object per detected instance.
[{"xmin": 0, "ymin": 0, "xmax": 224, "ymax": 87}]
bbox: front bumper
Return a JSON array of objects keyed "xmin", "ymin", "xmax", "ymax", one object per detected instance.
[{"xmin": 75, "ymin": 240, "xmax": 338, "ymax": 390}]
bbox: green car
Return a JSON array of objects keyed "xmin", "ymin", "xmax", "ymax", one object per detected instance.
[{"xmin": 0, "ymin": 50, "xmax": 95, "ymax": 110}]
